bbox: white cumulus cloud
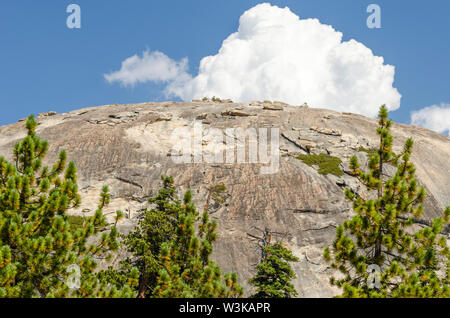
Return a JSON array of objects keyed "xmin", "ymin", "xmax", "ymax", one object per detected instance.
[
  {"xmin": 411, "ymin": 103, "xmax": 450, "ymax": 136},
  {"xmin": 104, "ymin": 50, "xmax": 189, "ymax": 86},
  {"xmin": 106, "ymin": 3, "xmax": 402, "ymax": 118}
]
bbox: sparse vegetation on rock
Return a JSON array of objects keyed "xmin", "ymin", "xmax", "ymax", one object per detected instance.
[{"xmin": 296, "ymin": 153, "xmax": 343, "ymax": 177}]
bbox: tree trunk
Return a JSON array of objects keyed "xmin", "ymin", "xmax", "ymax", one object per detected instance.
[
  {"xmin": 138, "ymin": 274, "xmax": 149, "ymax": 298},
  {"xmin": 375, "ymin": 133, "xmax": 384, "ymax": 260}
]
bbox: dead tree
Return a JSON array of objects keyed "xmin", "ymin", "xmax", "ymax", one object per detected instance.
[{"xmin": 247, "ymin": 226, "xmax": 289, "ymax": 261}]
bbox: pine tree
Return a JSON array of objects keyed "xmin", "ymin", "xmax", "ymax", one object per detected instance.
[
  {"xmin": 99, "ymin": 176, "xmax": 180, "ymax": 298},
  {"xmin": 102, "ymin": 178, "xmax": 240, "ymax": 298},
  {"xmin": 0, "ymin": 115, "xmax": 133, "ymax": 298},
  {"xmin": 249, "ymin": 242, "xmax": 299, "ymax": 298},
  {"xmin": 323, "ymin": 105, "xmax": 449, "ymax": 298},
  {"xmin": 391, "ymin": 207, "xmax": 449, "ymax": 297},
  {"xmin": 153, "ymin": 189, "xmax": 244, "ymax": 298}
]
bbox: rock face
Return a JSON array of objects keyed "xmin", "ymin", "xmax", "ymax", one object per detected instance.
[{"xmin": 0, "ymin": 101, "xmax": 449, "ymax": 297}]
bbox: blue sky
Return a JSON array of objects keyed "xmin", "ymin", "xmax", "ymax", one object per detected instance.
[{"xmin": 1, "ymin": 0, "xmax": 449, "ymax": 133}]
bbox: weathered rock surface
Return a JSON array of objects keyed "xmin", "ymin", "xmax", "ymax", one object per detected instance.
[{"xmin": 0, "ymin": 101, "xmax": 449, "ymax": 297}]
